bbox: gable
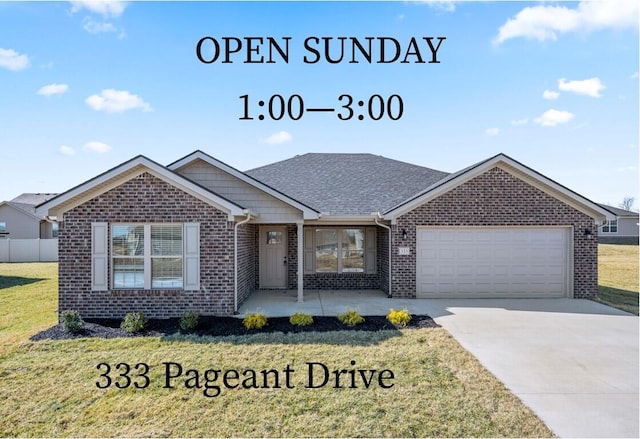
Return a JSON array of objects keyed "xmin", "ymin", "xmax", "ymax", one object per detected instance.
[{"xmin": 176, "ymin": 158, "xmax": 303, "ymax": 222}]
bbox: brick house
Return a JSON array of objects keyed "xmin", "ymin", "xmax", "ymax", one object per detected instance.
[{"xmin": 37, "ymin": 151, "xmax": 613, "ymax": 318}]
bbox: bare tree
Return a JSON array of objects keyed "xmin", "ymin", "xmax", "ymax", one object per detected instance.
[{"xmin": 619, "ymin": 196, "xmax": 635, "ymax": 211}]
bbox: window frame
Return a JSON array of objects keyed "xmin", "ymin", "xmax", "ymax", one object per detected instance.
[
  {"xmin": 111, "ymin": 223, "xmax": 184, "ymax": 290},
  {"xmin": 314, "ymin": 227, "xmax": 367, "ymax": 274},
  {"xmin": 601, "ymin": 219, "xmax": 618, "ymax": 234}
]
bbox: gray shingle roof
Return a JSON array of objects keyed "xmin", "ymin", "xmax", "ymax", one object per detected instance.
[
  {"xmin": 11, "ymin": 193, "xmax": 58, "ymax": 206},
  {"xmin": 599, "ymin": 204, "xmax": 640, "ymax": 218},
  {"xmin": 246, "ymin": 153, "xmax": 449, "ymax": 216}
]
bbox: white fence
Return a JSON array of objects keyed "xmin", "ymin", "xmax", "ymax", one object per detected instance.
[{"xmin": 0, "ymin": 239, "xmax": 58, "ymax": 262}]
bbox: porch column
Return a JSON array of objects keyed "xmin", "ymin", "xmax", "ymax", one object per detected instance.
[{"xmin": 297, "ymin": 221, "xmax": 304, "ymax": 302}]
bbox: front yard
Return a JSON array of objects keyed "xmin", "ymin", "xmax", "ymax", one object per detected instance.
[
  {"xmin": 596, "ymin": 244, "xmax": 639, "ymax": 315},
  {"xmin": 0, "ymin": 263, "xmax": 552, "ymax": 437}
]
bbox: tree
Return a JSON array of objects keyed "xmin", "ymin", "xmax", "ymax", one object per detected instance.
[{"xmin": 619, "ymin": 196, "xmax": 635, "ymax": 211}]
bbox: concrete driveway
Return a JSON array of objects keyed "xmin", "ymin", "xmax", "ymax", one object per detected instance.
[
  {"xmin": 421, "ymin": 299, "xmax": 639, "ymax": 438},
  {"xmin": 241, "ymin": 292, "xmax": 638, "ymax": 437}
]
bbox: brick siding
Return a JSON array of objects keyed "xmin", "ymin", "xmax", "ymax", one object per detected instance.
[
  {"xmin": 391, "ymin": 167, "xmax": 598, "ymax": 298},
  {"xmin": 58, "ymin": 172, "xmax": 237, "ymax": 318}
]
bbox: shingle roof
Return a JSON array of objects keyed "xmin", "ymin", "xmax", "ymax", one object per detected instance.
[
  {"xmin": 3, "ymin": 194, "xmax": 57, "ymax": 220},
  {"xmin": 246, "ymin": 153, "xmax": 449, "ymax": 215},
  {"xmin": 599, "ymin": 204, "xmax": 640, "ymax": 218}
]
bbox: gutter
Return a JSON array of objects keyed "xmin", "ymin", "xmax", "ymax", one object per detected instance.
[
  {"xmin": 234, "ymin": 211, "xmax": 252, "ymax": 314},
  {"xmin": 374, "ymin": 213, "xmax": 392, "ymax": 298}
]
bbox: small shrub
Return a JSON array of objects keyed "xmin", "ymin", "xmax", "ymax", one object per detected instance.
[
  {"xmin": 289, "ymin": 312, "xmax": 314, "ymax": 326},
  {"xmin": 61, "ymin": 310, "xmax": 85, "ymax": 334},
  {"xmin": 180, "ymin": 312, "xmax": 199, "ymax": 331},
  {"xmin": 120, "ymin": 311, "xmax": 148, "ymax": 334},
  {"xmin": 243, "ymin": 313, "xmax": 267, "ymax": 330},
  {"xmin": 387, "ymin": 308, "xmax": 411, "ymax": 327},
  {"xmin": 337, "ymin": 309, "xmax": 365, "ymax": 326}
]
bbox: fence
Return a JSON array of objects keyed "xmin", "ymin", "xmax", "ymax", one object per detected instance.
[{"xmin": 0, "ymin": 239, "xmax": 58, "ymax": 262}]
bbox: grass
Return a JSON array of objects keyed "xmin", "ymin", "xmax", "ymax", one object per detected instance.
[
  {"xmin": 596, "ymin": 244, "xmax": 639, "ymax": 315},
  {"xmin": 0, "ymin": 262, "xmax": 553, "ymax": 437}
]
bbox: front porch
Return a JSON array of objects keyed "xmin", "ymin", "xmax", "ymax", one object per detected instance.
[{"xmin": 238, "ymin": 289, "xmax": 391, "ymax": 317}]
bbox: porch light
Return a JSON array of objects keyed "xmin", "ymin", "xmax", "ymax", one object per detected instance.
[
  {"xmin": 402, "ymin": 229, "xmax": 408, "ymax": 240},
  {"xmin": 584, "ymin": 229, "xmax": 593, "ymax": 239}
]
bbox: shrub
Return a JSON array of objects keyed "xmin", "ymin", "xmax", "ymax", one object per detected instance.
[
  {"xmin": 243, "ymin": 313, "xmax": 267, "ymax": 330},
  {"xmin": 289, "ymin": 312, "xmax": 314, "ymax": 326},
  {"xmin": 61, "ymin": 310, "xmax": 85, "ymax": 334},
  {"xmin": 180, "ymin": 312, "xmax": 199, "ymax": 331},
  {"xmin": 387, "ymin": 308, "xmax": 412, "ymax": 327},
  {"xmin": 337, "ymin": 309, "xmax": 365, "ymax": 326},
  {"xmin": 120, "ymin": 311, "xmax": 148, "ymax": 334}
]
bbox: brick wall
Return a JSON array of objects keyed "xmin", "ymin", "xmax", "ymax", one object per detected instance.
[
  {"xmin": 58, "ymin": 172, "xmax": 237, "ymax": 318},
  {"xmin": 236, "ymin": 222, "xmax": 256, "ymax": 308},
  {"xmin": 392, "ymin": 167, "xmax": 598, "ymax": 298}
]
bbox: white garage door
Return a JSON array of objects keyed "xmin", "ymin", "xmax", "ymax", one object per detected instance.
[{"xmin": 416, "ymin": 227, "xmax": 571, "ymax": 298}]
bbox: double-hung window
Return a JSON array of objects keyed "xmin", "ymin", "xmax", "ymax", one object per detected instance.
[
  {"xmin": 601, "ymin": 219, "xmax": 618, "ymax": 234},
  {"xmin": 112, "ymin": 224, "xmax": 183, "ymax": 289},
  {"xmin": 315, "ymin": 228, "xmax": 366, "ymax": 273}
]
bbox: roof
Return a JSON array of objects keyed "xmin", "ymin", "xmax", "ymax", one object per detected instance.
[
  {"xmin": 246, "ymin": 153, "xmax": 450, "ymax": 216},
  {"xmin": 11, "ymin": 193, "xmax": 58, "ymax": 206},
  {"xmin": 599, "ymin": 204, "xmax": 640, "ymax": 218},
  {"xmin": 37, "ymin": 155, "xmax": 248, "ymax": 219},
  {"xmin": 0, "ymin": 201, "xmax": 43, "ymax": 221}
]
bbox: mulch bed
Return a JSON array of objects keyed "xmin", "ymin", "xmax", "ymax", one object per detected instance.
[{"xmin": 30, "ymin": 315, "xmax": 439, "ymax": 341}]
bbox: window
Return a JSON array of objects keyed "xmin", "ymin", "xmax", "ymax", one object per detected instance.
[
  {"xmin": 112, "ymin": 224, "xmax": 183, "ymax": 289},
  {"xmin": 315, "ymin": 228, "xmax": 364, "ymax": 273},
  {"xmin": 601, "ymin": 219, "xmax": 618, "ymax": 234},
  {"xmin": 52, "ymin": 222, "xmax": 59, "ymax": 238},
  {"xmin": 0, "ymin": 222, "xmax": 6, "ymax": 233}
]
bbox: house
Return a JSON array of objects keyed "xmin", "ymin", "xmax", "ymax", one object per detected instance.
[
  {"xmin": 598, "ymin": 204, "xmax": 639, "ymax": 244},
  {"xmin": 37, "ymin": 151, "xmax": 613, "ymax": 319},
  {"xmin": 0, "ymin": 193, "xmax": 58, "ymax": 239}
]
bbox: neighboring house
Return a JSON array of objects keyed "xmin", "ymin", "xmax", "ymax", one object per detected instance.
[
  {"xmin": 598, "ymin": 204, "xmax": 639, "ymax": 244},
  {"xmin": 0, "ymin": 193, "xmax": 58, "ymax": 239},
  {"xmin": 37, "ymin": 151, "xmax": 613, "ymax": 319}
]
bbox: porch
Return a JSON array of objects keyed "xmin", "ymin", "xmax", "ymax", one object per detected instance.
[{"xmin": 238, "ymin": 289, "xmax": 392, "ymax": 317}]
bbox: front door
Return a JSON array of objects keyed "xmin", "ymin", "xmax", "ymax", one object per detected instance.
[{"xmin": 259, "ymin": 226, "xmax": 287, "ymax": 288}]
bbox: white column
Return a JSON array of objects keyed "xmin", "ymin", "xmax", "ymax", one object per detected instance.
[{"xmin": 297, "ymin": 221, "xmax": 304, "ymax": 302}]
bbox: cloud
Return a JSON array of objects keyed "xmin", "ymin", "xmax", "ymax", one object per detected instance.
[
  {"xmin": 511, "ymin": 118, "xmax": 528, "ymax": 126},
  {"xmin": 86, "ymin": 89, "xmax": 152, "ymax": 113},
  {"xmin": 59, "ymin": 145, "xmax": 76, "ymax": 156},
  {"xmin": 264, "ymin": 131, "xmax": 292, "ymax": 145},
  {"xmin": 419, "ymin": 1, "xmax": 456, "ymax": 13},
  {"xmin": 632, "ymin": 72, "xmax": 639, "ymax": 79},
  {"xmin": 83, "ymin": 141, "xmax": 112, "ymax": 153},
  {"xmin": 82, "ymin": 17, "xmax": 118, "ymax": 34},
  {"xmin": 493, "ymin": 0, "xmax": 639, "ymax": 45},
  {"xmin": 558, "ymin": 77, "xmax": 605, "ymax": 97},
  {"xmin": 534, "ymin": 109, "xmax": 575, "ymax": 127},
  {"xmin": 69, "ymin": 0, "xmax": 126, "ymax": 17},
  {"xmin": 542, "ymin": 90, "xmax": 559, "ymax": 100},
  {"xmin": 485, "ymin": 128, "xmax": 500, "ymax": 136},
  {"xmin": 0, "ymin": 48, "xmax": 29, "ymax": 71},
  {"xmin": 37, "ymin": 83, "xmax": 69, "ymax": 97}
]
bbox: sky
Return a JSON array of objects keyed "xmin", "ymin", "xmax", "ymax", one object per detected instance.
[{"xmin": 0, "ymin": 0, "xmax": 638, "ymax": 209}]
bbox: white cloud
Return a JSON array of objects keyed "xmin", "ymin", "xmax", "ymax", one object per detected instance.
[
  {"xmin": 631, "ymin": 71, "xmax": 638, "ymax": 79},
  {"xmin": 264, "ymin": 131, "xmax": 292, "ymax": 145},
  {"xmin": 493, "ymin": 0, "xmax": 639, "ymax": 45},
  {"xmin": 69, "ymin": 0, "xmax": 127, "ymax": 18},
  {"xmin": 59, "ymin": 145, "xmax": 76, "ymax": 156},
  {"xmin": 83, "ymin": 141, "xmax": 112, "ymax": 153},
  {"xmin": 0, "ymin": 48, "xmax": 29, "ymax": 71},
  {"xmin": 419, "ymin": 1, "xmax": 456, "ymax": 13},
  {"xmin": 511, "ymin": 118, "xmax": 528, "ymax": 126},
  {"xmin": 37, "ymin": 83, "xmax": 69, "ymax": 97},
  {"xmin": 485, "ymin": 128, "xmax": 500, "ymax": 136},
  {"xmin": 82, "ymin": 17, "xmax": 118, "ymax": 34},
  {"xmin": 543, "ymin": 90, "xmax": 559, "ymax": 100},
  {"xmin": 558, "ymin": 77, "xmax": 605, "ymax": 97},
  {"xmin": 86, "ymin": 89, "xmax": 152, "ymax": 113},
  {"xmin": 534, "ymin": 109, "xmax": 575, "ymax": 127}
]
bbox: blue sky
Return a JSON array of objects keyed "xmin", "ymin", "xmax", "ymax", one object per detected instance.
[{"xmin": 0, "ymin": 1, "xmax": 638, "ymax": 209}]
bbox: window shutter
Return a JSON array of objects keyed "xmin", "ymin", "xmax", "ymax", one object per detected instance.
[
  {"xmin": 183, "ymin": 223, "xmax": 200, "ymax": 291},
  {"xmin": 91, "ymin": 222, "xmax": 108, "ymax": 291},
  {"xmin": 365, "ymin": 227, "xmax": 377, "ymax": 274},
  {"xmin": 303, "ymin": 228, "xmax": 315, "ymax": 274}
]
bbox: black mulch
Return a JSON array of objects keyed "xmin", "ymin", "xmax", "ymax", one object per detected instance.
[{"xmin": 30, "ymin": 315, "xmax": 439, "ymax": 341}]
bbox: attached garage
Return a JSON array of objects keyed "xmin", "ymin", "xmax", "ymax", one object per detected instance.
[{"xmin": 416, "ymin": 227, "xmax": 572, "ymax": 298}]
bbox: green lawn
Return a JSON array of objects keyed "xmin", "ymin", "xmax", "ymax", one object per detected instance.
[
  {"xmin": 0, "ymin": 262, "xmax": 552, "ymax": 437},
  {"xmin": 596, "ymin": 244, "xmax": 639, "ymax": 315}
]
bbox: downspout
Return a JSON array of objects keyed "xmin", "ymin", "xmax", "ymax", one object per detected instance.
[
  {"xmin": 234, "ymin": 212, "xmax": 252, "ymax": 314},
  {"xmin": 374, "ymin": 213, "xmax": 392, "ymax": 298}
]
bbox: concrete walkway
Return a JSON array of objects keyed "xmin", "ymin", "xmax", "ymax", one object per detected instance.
[{"xmin": 239, "ymin": 291, "xmax": 639, "ymax": 438}]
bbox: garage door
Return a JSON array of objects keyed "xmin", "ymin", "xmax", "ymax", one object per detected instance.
[{"xmin": 416, "ymin": 227, "xmax": 571, "ymax": 298}]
